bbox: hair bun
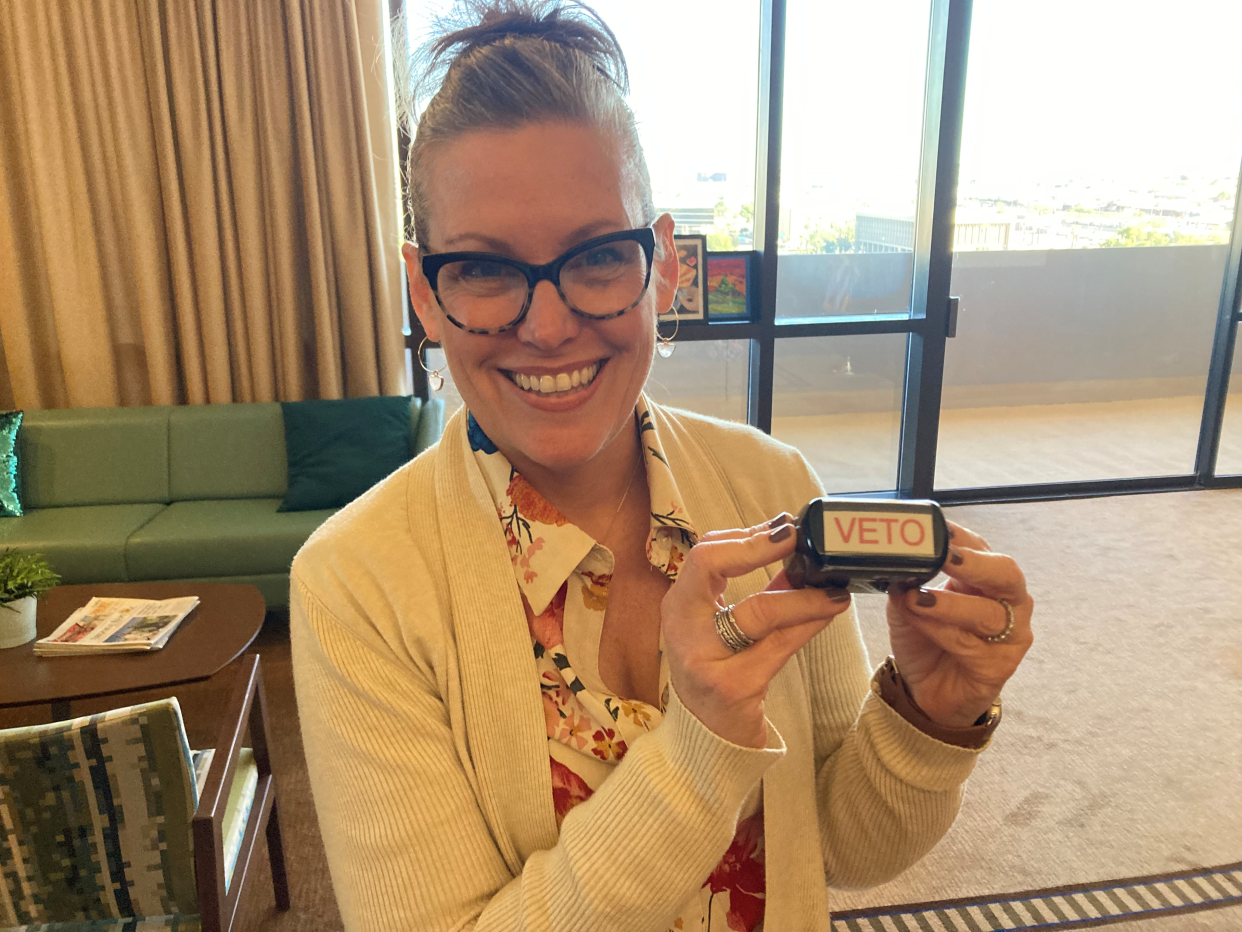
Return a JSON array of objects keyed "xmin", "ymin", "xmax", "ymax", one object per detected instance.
[{"xmin": 427, "ymin": 1, "xmax": 628, "ymax": 94}]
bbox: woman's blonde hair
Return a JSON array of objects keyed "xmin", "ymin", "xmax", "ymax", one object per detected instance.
[{"xmin": 396, "ymin": 0, "xmax": 656, "ymax": 247}]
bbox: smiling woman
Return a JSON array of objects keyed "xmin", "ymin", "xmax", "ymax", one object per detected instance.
[
  {"xmin": 288, "ymin": 3, "xmax": 1035, "ymax": 931},
  {"xmin": 405, "ymin": 119, "xmax": 676, "ymax": 478}
]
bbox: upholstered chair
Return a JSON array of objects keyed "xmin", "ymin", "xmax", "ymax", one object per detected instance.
[{"xmin": 0, "ymin": 655, "xmax": 288, "ymax": 932}]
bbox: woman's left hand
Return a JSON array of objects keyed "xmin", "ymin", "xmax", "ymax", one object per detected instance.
[{"xmin": 887, "ymin": 519, "xmax": 1034, "ymax": 727}]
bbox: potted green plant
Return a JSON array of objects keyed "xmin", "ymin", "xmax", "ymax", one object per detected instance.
[{"xmin": 0, "ymin": 549, "xmax": 60, "ymax": 649}]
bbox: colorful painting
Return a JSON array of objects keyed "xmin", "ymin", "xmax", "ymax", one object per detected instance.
[
  {"xmin": 668, "ymin": 234, "xmax": 707, "ymax": 322},
  {"xmin": 706, "ymin": 255, "xmax": 749, "ymax": 319}
]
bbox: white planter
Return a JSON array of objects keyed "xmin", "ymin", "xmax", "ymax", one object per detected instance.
[{"xmin": 0, "ymin": 596, "xmax": 37, "ymax": 649}]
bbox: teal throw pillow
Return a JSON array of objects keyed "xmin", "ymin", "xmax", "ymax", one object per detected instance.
[
  {"xmin": 0, "ymin": 411, "xmax": 22, "ymax": 517},
  {"xmin": 279, "ymin": 396, "xmax": 413, "ymax": 512}
]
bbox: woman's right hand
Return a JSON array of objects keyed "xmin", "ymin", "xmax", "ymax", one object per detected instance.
[{"xmin": 661, "ymin": 515, "xmax": 854, "ymax": 748}]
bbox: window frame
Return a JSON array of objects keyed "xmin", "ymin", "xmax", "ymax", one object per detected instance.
[{"xmin": 395, "ymin": 0, "xmax": 1242, "ymax": 502}]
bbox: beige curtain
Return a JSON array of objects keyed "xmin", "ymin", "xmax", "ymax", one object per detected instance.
[{"xmin": 0, "ymin": 0, "xmax": 407, "ymax": 410}]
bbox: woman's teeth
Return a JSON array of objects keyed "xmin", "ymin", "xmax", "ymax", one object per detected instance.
[{"xmin": 510, "ymin": 363, "xmax": 600, "ymax": 395}]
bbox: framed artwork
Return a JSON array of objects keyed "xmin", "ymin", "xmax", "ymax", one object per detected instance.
[
  {"xmin": 705, "ymin": 251, "xmax": 753, "ymax": 321},
  {"xmin": 666, "ymin": 234, "xmax": 707, "ymax": 323}
]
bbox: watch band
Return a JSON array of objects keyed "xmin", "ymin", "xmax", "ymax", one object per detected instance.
[{"xmin": 873, "ymin": 656, "xmax": 1000, "ymax": 750}]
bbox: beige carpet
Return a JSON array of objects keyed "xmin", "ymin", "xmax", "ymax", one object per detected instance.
[
  {"xmin": 829, "ymin": 489, "xmax": 1242, "ymax": 929},
  {"xmin": 3, "ymin": 489, "xmax": 1238, "ymax": 930}
]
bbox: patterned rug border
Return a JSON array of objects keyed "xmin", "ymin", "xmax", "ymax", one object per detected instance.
[{"xmin": 830, "ymin": 861, "xmax": 1242, "ymax": 931}]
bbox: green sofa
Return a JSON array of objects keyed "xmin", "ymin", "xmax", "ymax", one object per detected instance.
[{"xmin": 0, "ymin": 399, "xmax": 444, "ymax": 608}]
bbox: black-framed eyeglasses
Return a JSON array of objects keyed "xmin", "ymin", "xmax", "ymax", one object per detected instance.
[{"xmin": 421, "ymin": 226, "xmax": 656, "ymax": 334}]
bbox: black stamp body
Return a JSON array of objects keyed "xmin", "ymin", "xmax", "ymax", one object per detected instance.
[{"xmin": 783, "ymin": 498, "xmax": 949, "ymax": 594}]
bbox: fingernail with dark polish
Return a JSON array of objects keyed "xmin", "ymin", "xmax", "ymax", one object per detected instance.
[
  {"xmin": 947, "ymin": 527, "xmax": 955, "ymax": 540},
  {"xmin": 916, "ymin": 589, "xmax": 937, "ymax": 607},
  {"xmin": 768, "ymin": 512, "xmax": 792, "ymax": 529},
  {"xmin": 768, "ymin": 524, "xmax": 793, "ymax": 543},
  {"xmin": 949, "ymin": 548, "xmax": 963, "ymax": 565},
  {"xmin": 828, "ymin": 589, "xmax": 851, "ymax": 602}
]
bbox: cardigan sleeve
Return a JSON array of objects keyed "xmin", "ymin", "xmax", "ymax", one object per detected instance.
[
  {"xmin": 655, "ymin": 409, "xmax": 983, "ymax": 890},
  {"xmin": 775, "ymin": 453, "xmax": 984, "ymax": 889},
  {"xmin": 290, "ymin": 572, "xmax": 785, "ymax": 932},
  {"xmin": 802, "ymin": 601, "xmax": 982, "ymax": 888}
]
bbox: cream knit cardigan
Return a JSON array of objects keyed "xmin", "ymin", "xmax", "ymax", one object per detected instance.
[{"xmin": 289, "ymin": 401, "xmax": 983, "ymax": 932}]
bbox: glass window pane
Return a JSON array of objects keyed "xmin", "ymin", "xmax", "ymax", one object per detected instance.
[
  {"xmin": 936, "ymin": 2, "xmax": 1242, "ymax": 489},
  {"xmin": 771, "ymin": 335, "xmax": 907, "ymax": 493},
  {"xmin": 645, "ymin": 340, "xmax": 749, "ymax": 423},
  {"xmin": 1216, "ymin": 326, "xmax": 1242, "ymax": 476},
  {"xmin": 589, "ymin": 1, "xmax": 761, "ymax": 239},
  {"xmin": 776, "ymin": 0, "xmax": 931, "ymax": 320}
]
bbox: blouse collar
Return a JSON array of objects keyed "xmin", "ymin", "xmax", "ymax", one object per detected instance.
[{"xmin": 468, "ymin": 394, "xmax": 698, "ymax": 616}]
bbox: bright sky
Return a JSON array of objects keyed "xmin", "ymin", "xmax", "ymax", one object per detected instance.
[
  {"xmin": 961, "ymin": 1, "xmax": 1242, "ymax": 186},
  {"xmin": 407, "ymin": 1, "xmax": 1242, "ymax": 216}
]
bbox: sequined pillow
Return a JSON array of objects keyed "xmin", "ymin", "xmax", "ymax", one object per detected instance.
[{"xmin": 0, "ymin": 410, "xmax": 20, "ymax": 517}]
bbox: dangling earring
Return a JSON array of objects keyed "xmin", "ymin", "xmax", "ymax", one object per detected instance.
[
  {"xmin": 656, "ymin": 304, "xmax": 679, "ymax": 358},
  {"xmin": 418, "ymin": 337, "xmax": 446, "ymax": 391}
]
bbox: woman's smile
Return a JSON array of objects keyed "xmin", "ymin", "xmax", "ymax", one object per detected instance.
[
  {"xmin": 502, "ymin": 359, "xmax": 602, "ymax": 396},
  {"xmin": 498, "ymin": 358, "xmax": 607, "ymax": 411}
]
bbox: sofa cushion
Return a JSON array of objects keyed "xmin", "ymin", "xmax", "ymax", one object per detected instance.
[
  {"xmin": 0, "ymin": 504, "xmax": 165, "ymax": 583},
  {"xmin": 19, "ymin": 407, "xmax": 170, "ymax": 508},
  {"xmin": 125, "ymin": 499, "xmax": 335, "ymax": 581},
  {"xmin": 168, "ymin": 403, "xmax": 287, "ymax": 500},
  {"xmin": 278, "ymin": 396, "xmax": 414, "ymax": 512}
]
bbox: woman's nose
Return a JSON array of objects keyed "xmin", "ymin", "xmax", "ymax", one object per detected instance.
[{"xmin": 517, "ymin": 280, "xmax": 580, "ymax": 349}]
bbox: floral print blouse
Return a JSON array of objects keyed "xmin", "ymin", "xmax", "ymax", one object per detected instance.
[{"xmin": 469, "ymin": 398, "xmax": 767, "ymax": 932}]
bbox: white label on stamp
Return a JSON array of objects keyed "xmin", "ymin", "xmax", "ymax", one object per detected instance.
[{"xmin": 820, "ymin": 510, "xmax": 935, "ymax": 556}]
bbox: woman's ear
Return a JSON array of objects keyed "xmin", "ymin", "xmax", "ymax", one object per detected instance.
[
  {"xmin": 402, "ymin": 242, "xmax": 443, "ymax": 342},
  {"xmin": 651, "ymin": 213, "xmax": 680, "ymax": 314}
]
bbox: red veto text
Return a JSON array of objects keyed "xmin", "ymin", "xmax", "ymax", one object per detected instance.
[{"xmin": 823, "ymin": 511, "xmax": 934, "ymax": 556}]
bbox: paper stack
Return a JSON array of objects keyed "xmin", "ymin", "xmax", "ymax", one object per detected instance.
[{"xmin": 34, "ymin": 596, "xmax": 200, "ymax": 656}]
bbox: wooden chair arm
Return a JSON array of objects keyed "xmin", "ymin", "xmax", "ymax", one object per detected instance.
[
  {"xmin": 197, "ymin": 654, "xmax": 259, "ymax": 823},
  {"xmin": 192, "ymin": 653, "xmax": 272, "ymax": 932}
]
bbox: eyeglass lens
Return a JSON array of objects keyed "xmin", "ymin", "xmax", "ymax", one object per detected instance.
[{"xmin": 436, "ymin": 238, "xmax": 650, "ymax": 331}]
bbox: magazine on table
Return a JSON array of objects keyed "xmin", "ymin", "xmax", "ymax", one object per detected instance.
[{"xmin": 34, "ymin": 596, "xmax": 199, "ymax": 656}]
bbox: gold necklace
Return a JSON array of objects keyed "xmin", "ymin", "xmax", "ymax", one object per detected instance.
[{"xmin": 598, "ymin": 453, "xmax": 643, "ymax": 546}]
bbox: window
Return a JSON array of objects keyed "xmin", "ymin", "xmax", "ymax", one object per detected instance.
[
  {"xmin": 1216, "ymin": 325, "xmax": 1242, "ymax": 476},
  {"xmin": 935, "ymin": 0, "xmax": 1242, "ymax": 488},
  {"xmin": 776, "ymin": 0, "xmax": 930, "ymax": 320},
  {"xmin": 401, "ymin": 0, "xmax": 1242, "ymax": 499},
  {"xmin": 772, "ymin": 334, "xmax": 908, "ymax": 492}
]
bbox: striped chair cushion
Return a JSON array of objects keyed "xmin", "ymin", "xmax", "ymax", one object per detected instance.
[
  {"xmin": 2, "ymin": 918, "xmax": 201, "ymax": 931},
  {"xmin": 0, "ymin": 700, "xmax": 199, "ymax": 926}
]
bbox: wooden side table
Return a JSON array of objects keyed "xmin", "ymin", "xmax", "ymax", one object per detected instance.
[{"xmin": 0, "ymin": 582, "xmax": 266, "ymax": 720}]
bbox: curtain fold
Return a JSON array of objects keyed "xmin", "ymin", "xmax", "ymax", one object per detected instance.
[{"xmin": 0, "ymin": 0, "xmax": 407, "ymax": 410}]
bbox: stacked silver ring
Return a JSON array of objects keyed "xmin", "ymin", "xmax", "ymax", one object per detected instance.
[
  {"xmin": 714, "ymin": 605, "xmax": 755, "ymax": 652},
  {"xmin": 984, "ymin": 598, "xmax": 1016, "ymax": 643}
]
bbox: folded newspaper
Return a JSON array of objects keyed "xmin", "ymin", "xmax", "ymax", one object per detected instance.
[{"xmin": 34, "ymin": 596, "xmax": 199, "ymax": 656}]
